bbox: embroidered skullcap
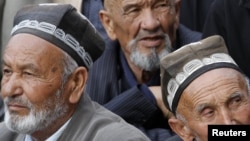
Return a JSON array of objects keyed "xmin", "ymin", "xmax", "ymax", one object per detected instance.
[
  {"xmin": 11, "ymin": 3, "xmax": 105, "ymax": 69},
  {"xmin": 160, "ymin": 35, "xmax": 241, "ymax": 115}
]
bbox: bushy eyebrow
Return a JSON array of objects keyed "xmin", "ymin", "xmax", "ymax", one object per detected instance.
[
  {"xmin": 194, "ymin": 93, "xmax": 244, "ymax": 114},
  {"xmin": 20, "ymin": 63, "xmax": 40, "ymax": 73},
  {"xmin": 195, "ymin": 103, "xmax": 212, "ymax": 114},
  {"xmin": 226, "ymin": 93, "xmax": 243, "ymax": 104},
  {"xmin": 1, "ymin": 58, "xmax": 12, "ymax": 70},
  {"xmin": 122, "ymin": 2, "xmax": 140, "ymax": 12},
  {"xmin": 2, "ymin": 59, "xmax": 8, "ymax": 67}
]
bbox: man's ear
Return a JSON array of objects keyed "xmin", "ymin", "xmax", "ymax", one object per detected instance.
[
  {"xmin": 168, "ymin": 117, "xmax": 195, "ymax": 141},
  {"xmin": 68, "ymin": 67, "xmax": 88, "ymax": 104},
  {"xmin": 99, "ymin": 10, "xmax": 117, "ymax": 40}
]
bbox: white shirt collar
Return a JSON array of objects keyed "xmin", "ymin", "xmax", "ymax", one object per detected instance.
[{"xmin": 24, "ymin": 118, "xmax": 71, "ymax": 141}]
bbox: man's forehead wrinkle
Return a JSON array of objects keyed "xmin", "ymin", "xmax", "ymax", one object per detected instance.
[
  {"xmin": 121, "ymin": 0, "xmax": 152, "ymax": 7},
  {"xmin": 4, "ymin": 50, "xmax": 39, "ymax": 71},
  {"xmin": 178, "ymin": 94, "xmax": 192, "ymax": 113}
]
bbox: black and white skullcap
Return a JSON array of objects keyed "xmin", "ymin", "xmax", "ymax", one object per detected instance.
[
  {"xmin": 160, "ymin": 35, "xmax": 241, "ymax": 115},
  {"xmin": 11, "ymin": 3, "xmax": 105, "ymax": 69}
]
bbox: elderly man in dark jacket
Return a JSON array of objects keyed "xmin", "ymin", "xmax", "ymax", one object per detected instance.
[{"xmin": 83, "ymin": 0, "xmax": 201, "ymax": 141}]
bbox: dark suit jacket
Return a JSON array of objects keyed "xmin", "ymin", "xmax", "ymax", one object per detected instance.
[
  {"xmin": 0, "ymin": 93, "xmax": 150, "ymax": 141},
  {"xmin": 165, "ymin": 135, "xmax": 183, "ymax": 141},
  {"xmin": 180, "ymin": 0, "xmax": 215, "ymax": 32},
  {"xmin": 86, "ymin": 24, "xmax": 201, "ymax": 141},
  {"xmin": 0, "ymin": 99, "xmax": 3, "ymax": 122},
  {"xmin": 202, "ymin": 0, "xmax": 250, "ymax": 78}
]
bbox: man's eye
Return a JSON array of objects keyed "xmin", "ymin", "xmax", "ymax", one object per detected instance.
[
  {"xmin": 125, "ymin": 8, "xmax": 140, "ymax": 15},
  {"xmin": 3, "ymin": 68, "xmax": 12, "ymax": 75},
  {"xmin": 24, "ymin": 71, "xmax": 34, "ymax": 76},
  {"xmin": 229, "ymin": 96, "xmax": 242, "ymax": 108},
  {"xmin": 155, "ymin": 3, "xmax": 168, "ymax": 8},
  {"xmin": 123, "ymin": 5, "xmax": 142, "ymax": 16},
  {"xmin": 201, "ymin": 108, "xmax": 214, "ymax": 118},
  {"xmin": 154, "ymin": 2, "xmax": 171, "ymax": 10}
]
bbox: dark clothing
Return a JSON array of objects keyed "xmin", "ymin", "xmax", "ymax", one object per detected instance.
[
  {"xmin": 165, "ymin": 135, "xmax": 182, "ymax": 141},
  {"xmin": 81, "ymin": 0, "xmax": 114, "ymax": 48},
  {"xmin": 180, "ymin": 0, "xmax": 215, "ymax": 32},
  {"xmin": 81, "ymin": 1, "xmax": 201, "ymax": 140},
  {"xmin": 202, "ymin": 0, "xmax": 250, "ymax": 78},
  {"xmin": 175, "ymin": 24, "xmax": 202, "ymax": 49},
  {"xmin": 86, "ymin": 24, "xmax": 201, "ymax": 141},
  {"xmin": 81, "ymin": 0, "xmax": 106, "ymax": 40}
]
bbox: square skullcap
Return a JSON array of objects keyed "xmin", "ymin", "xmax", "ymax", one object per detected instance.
[
  {"xmin": 11, "ymin": 3, "xmax": 105, "ymax": 69},
  {"xmin": 160, "ymin": 35, "xmax": 241, "ymax": 114}
]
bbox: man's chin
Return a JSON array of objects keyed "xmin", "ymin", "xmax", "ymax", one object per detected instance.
[{"xmin": 5, "ymin": 111, "xmax": 42, "ymax": 133}]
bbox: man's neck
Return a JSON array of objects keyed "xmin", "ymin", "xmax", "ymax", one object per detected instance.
[
  {"xmin": 122, "ymin": 51, "xmax": 156, "ymax": 84},
  {"xmin": 128, "ymin": 62, "xmax": 156, "ymax": 84},
  {"xmin": 141, "ymin": 70, "xmax": 155, "ymax": 83}
]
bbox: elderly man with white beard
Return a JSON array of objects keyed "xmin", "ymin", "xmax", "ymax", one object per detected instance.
[
  {"xmin": 0, "ymin": 3, "xmax": 151, "ymax": 141},
  {"xmin": 85, "ymin": 0, "xmax": 202, "ymax": 141}
]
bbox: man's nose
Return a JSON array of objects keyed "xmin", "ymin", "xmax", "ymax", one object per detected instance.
[
  {"xmin": 1, "ymin": 74, "xmax": 23, "ymax": 98},
  {"xmin": 140, "ymin": 10, "xmax": 160, "ymax": 31},
  {"xmin": 220, "ymin": 109, "xmax": 237, "ymax": 125}
]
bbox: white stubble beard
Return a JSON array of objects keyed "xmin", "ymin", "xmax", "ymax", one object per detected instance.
[{"xmin": 4, "ymin": 89, "xmax": 68, "ymax": 134}]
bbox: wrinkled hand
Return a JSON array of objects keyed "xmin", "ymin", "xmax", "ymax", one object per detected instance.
[{"xmin": 149, "ymin": 86, "xmax": 174, "ymax": 119}]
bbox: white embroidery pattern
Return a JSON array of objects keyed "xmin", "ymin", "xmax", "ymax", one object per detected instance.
[
  {"xmin": 11, "ymin": 20, "xmax": 92, "ymax": 68},
  {"xmin": 167, "ymin": 53, "xmax": 237, "ymax": 110}
]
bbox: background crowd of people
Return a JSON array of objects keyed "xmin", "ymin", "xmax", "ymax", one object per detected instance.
[{"xmin": 0, "ymin": 0, "xmax": 250, "ymax": 141}]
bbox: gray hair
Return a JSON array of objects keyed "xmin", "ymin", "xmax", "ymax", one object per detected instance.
[
  {"xmin": 245, "ymin": 76, "xmax": 250, "ymax": 96},
  {"xmin": 61, "ymin": 51, "xmax": 78, "ymax": 86}
]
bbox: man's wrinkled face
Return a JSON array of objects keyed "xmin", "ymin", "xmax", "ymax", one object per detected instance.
[
  {"xmin": 105, "ymin": 0, "xmax": 179, "ymax": 70},
  {"xmin": 177, "ymin": 68, "xmax": 250, "ymax": 141},
  {"xmin": 1, "ymin": 34, "xmax": 69, "ymax": 134}
]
